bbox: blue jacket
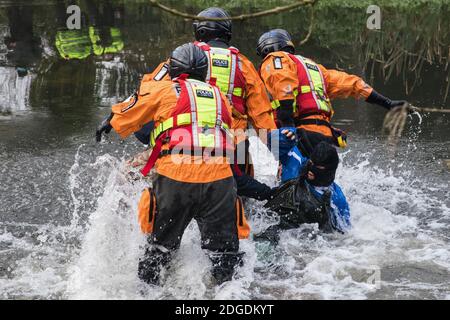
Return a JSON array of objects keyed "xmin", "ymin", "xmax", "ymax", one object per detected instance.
[{"xmin": 277, "ymin": 129, "xmax": 351, "ymax": 232}]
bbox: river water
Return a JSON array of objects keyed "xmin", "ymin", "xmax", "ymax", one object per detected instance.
[{"xmin": 0, "ymin": 0, "xmax": 449, "ymax": 299}]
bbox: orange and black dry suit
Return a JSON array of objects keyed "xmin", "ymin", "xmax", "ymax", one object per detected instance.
[
  {"xmin": 140, "ymin": 40, "xmax": 277, "ymax": 200},
  {"xmin": 110, "ymin": 75, "xmax": 250, "ymax": 285},
  {"xmin": 260, "ymin": 51, "xmax": 373, "ymax": 155}
]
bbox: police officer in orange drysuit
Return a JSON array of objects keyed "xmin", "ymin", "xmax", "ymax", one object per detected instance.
[
  {"xmin": 257, "ymin": 29, "xmax": 407, "ymax": 156},
  {"xmin": 96, "ymin": 43, "xmax": 250, "ymax": 285}
]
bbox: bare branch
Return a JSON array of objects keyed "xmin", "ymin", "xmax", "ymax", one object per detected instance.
[{"xmin": 148, "ymin": 0, "xmax": 317, "ymax": 21}]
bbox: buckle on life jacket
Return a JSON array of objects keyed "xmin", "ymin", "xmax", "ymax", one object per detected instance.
[
  {"xmin": 336, "ymin": 135, "xmax": 347, "ymax": 148},
  {"xmin": 331, "ymin": 127, "xmax": 347, "ymax": 148}
]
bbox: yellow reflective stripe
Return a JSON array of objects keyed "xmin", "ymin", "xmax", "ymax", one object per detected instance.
[
  {"xmin": 161, "ymin": 118, "xmax": 174, "ymax": 133},
  {"xmin": 158, "ymin": 119, "xmax": 172, "ymax": 134},
  {"xmin": 198, "ymin": 133, "xmax": 216, "ymax": 148},
  {"xmin": 176, "ymin": 113, "xmax": 191, "ymax": 126},
  {"xmin": 232, "ymin": 87, "xmax": 243, "ymax": 97},
  {"xmin": 150, "ymin": 117, "xmax": 174, "ymax": 146},
  {"xmin": 293, "ymin": 88, "xmax": 298, "ymax": 112},
  {"xmin": 271, "ymin": 99, "xmax": 280, "ymax": 110},
  {"xmin": 149, "ymin": 113, "xmax": 194, "ymax": 146},
  {"xmin": 318, "ymin": 100, "xmax": 330, "ymax": 112},
  {"xmin": 309, "ymin": 70, "xmax": 323, "ymax": 92},
  {"xmin": 301, "ymin": 86, "xmax": 311, "ymax": 94}
]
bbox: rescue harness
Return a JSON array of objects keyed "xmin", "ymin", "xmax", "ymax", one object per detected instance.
[{"xmin": 141, "ymin": 75, "xmax": 233, "ymax": 176}]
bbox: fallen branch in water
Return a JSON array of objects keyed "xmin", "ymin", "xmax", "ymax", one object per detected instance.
[
  {"xmin": 383, "ymin": 102, "xmax": 449, "ymax": 143},
  {"xmin": 148, "ymin": 0, "xmax": 317, "ymax": 21}
]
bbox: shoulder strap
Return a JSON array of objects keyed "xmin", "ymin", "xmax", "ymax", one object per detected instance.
[
  {"xmin": 228, "ymin": 46, "xmax": 239, "ymax": 55},
  {"xmin": 194, "ymin": 41, "xmax": 210, "ymax": 51}
]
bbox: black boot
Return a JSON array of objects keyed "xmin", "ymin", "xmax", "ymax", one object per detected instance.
[
  {"xmin": 208, "ymin": 252, "xmax": 244, "ymax": 285},
  {"xmin": 138, "ymin": 246, "xmax": 171, "ymax": 285}
]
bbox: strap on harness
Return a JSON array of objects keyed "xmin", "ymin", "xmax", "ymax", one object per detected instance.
[
  {"xmin": 158, "ymin": 148, "xmax": 229, "ymax": 158},
  {"xmin": 297, "ymin": 111, "xmax": 324, "ymax": 119},
  {"xmin": 295, "ymin": 118, "xmax": 332, "ymax": 128},
  {"xmin": 141, "ymin": 132, "xmax": 169, "ymax": 176}
]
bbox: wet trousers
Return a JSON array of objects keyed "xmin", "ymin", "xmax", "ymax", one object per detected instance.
[{"xmin": 138, "ymin": 174, "xmax": 242, "ymax": 285}]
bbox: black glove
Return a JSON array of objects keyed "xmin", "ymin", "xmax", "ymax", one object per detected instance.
[
  {"xmin": 366, "ymin": 90, "xmax": 407, "ymax": 110},
  {"xmin": 95, "ymin": 113, "xmax": 113, "ymax": 142}
]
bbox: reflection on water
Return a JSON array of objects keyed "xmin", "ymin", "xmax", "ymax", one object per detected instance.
[
  {"xmin": 0, "ymin": 1, "xmax": 447, "ymax": 120},
  {"xmin": 0, "ymin": 4, "xmax": 41, "ymax": 113},
  {"xmin": 94, "ymin": 57, "xmax": 132, "ymax": 107},
  {"xmin": 0, "ymin": 68, "xmax": 34, "ymax": 112}
]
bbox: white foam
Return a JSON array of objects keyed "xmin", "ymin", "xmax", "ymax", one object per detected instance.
[{"xmin": 3, "ymin": 137, "xmax": 449, "ymax": 300}]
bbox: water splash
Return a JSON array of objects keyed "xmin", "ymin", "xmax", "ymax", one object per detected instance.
[{"xmin": 1, "ymin": 137, "xmax": 449, "ymax": 299}]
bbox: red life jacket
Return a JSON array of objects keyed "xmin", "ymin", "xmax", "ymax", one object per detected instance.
[
  {"xmin": 141, "ymin": 75, "xmax": 233, "ymax": 176},
  {"xmin": 288, "ymin": 54, "xmax": 333, "ymax": 117},
  {"xmin": 194, "ymin": 41, "xmax": 247, "ymax": 115}
]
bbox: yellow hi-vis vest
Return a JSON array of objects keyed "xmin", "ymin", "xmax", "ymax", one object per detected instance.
[
  {"xmin": 149, "ymin": 78, "xmax": 232, "ymax": 150},
  {"xmin": 195, "ymin": 42, "xmax": 246, "ymax": 115},
  {"xmin": 288, "ymin": 54, "xmax": 333, "ymax": 116}
]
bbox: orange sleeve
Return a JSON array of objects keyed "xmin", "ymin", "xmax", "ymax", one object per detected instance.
[
  {"xmin": 110, "ymin": 81, "xmax": 176, "ymax": 139},
  {"xmin": 239, "ymin": 54, "xmax": 277, "ymax": 130},
  {"xmin": 319, "ymin": 64, "xmax": 373, "ymax": 100},
  {"xmin": 141, "ymin": 60, "xmax": 171, "ymax": 83},
  {"xmin": 259, "ymin": 52, "xmax": 299, "ymax": 102}
]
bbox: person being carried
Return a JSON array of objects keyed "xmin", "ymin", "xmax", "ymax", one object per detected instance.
[
  {"xmin": 96, "ymin": 43, "xmax": 250, "ymax": 286},
  {"xmin": 257, "ymin": 128, "xmax": 350, "ymax": 243},
  {"xmin": 257, "ymin": 29, "xmax": 407, "ymax": 157}
]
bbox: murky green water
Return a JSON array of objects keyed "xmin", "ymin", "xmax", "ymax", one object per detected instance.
[{"xmin": 0, "ymin": 0, "xmax": 449, "ymax": 299}]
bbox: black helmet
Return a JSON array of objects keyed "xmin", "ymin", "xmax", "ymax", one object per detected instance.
[
  {"xmin": 256, "ymin": 29, "xmax": 295, "ymax": 58},
  {"xmin": 169, "ymin": 43, "xmax": 208, "ymax": 80},
  {"xmin": 193, "ymin": 7, "xmax": 232, "ymax": 44}
]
